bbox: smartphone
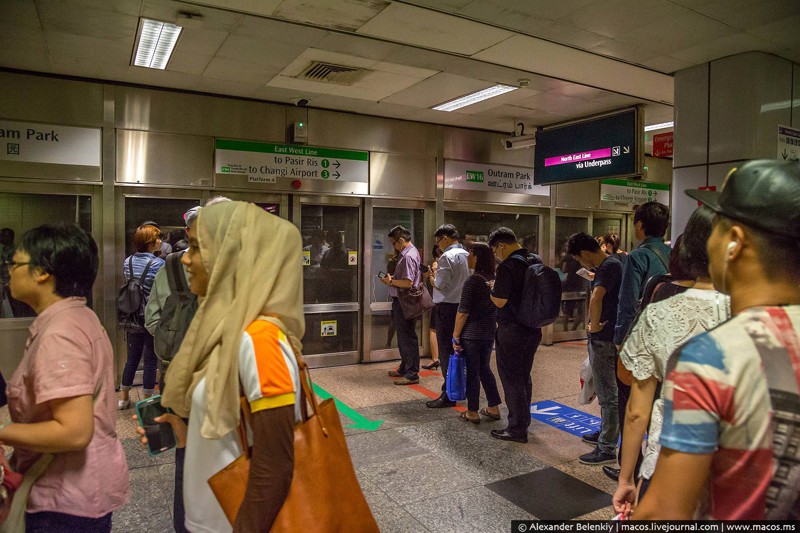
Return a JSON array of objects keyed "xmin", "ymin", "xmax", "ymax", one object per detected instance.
[
  {"xmin": 377, "ymin": 271, "xmax": 387, "ymax": 279},
  {"xmin": 420, "ymin": 264, "xmax": 429, "ymax": 273},
  {"xmin": 135, "ymin": 395, "xmax": 177, "ymax": 456}
]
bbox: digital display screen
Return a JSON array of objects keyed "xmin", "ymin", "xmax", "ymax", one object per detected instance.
[{"xmin": 534, "ymin": 109, "xmax": 640, "ymax": 185}]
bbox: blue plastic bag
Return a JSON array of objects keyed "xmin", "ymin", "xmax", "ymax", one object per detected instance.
[{"xmin": 446, "ymin": 351, "xmax": 467, "ymax": 401}]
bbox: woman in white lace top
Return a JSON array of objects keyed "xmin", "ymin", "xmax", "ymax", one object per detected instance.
[{"xmin": 613, "ymin": 206, "xmax": 730, "ymax": 516}]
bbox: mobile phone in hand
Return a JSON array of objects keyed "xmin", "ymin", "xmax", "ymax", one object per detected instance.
[
  {"xmin": 135, "ymin": 395, "xmax": 177, "ymax": 456},
  {"xmin": 377, "ymin": 271, "xmax": 387, "ymax": 279}
]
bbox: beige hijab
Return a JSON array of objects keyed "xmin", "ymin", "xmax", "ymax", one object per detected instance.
[{"xmin": 161, "ymin": 201, "xmax": 304, "ymax": 439}]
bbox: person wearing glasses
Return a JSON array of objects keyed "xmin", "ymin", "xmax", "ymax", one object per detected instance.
[{"xmin": 381, "ymin": 226, "xmax": 423, "ymax": 385}]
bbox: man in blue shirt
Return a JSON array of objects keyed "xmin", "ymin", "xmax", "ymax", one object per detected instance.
[{"xmin": 427, "ymin": 224, "xmax": 470, "ymax": 408}]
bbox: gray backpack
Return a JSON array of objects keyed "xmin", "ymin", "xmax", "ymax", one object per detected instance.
[{"xmin": 153, "ymin": 252, "xmax": 197, "ymax": 366}]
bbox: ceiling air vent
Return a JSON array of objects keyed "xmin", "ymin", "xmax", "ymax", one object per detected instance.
[{"xmin": 296, "ymin": 61, "xmax": 371, "ymax": 86}]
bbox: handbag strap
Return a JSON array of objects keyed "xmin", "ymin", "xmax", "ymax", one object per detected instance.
[{"xmin": 235, "ymin": 388, "xmax": 253, "ymax": 460}]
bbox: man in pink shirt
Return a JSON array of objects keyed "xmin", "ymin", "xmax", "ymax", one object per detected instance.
[{"xmin": 2, "ymin": 223, "xmax": 129, "ymax": 532}]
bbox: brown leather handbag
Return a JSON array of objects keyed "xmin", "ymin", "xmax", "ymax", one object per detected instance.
[{"xmin": 208, "ymin": 332, "xmax": 379, "ymax": 533}]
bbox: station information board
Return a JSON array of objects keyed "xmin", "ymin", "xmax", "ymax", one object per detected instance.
[{"xmin": 533, "ymin": 108, "xmax": 641, "ymax": 185}]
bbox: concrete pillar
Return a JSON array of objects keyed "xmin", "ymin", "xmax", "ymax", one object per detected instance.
[{"xmin": 671, "ymin": 52, "xmax": 799, "ymax": 237}]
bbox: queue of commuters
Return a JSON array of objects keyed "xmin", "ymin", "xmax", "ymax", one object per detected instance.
[{"xmin": 0, "ymin": 159, "xmax": 796, "ymax": 532}]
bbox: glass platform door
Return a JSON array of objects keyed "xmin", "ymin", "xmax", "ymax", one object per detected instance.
[{"xmin": 553, "ymin": 212, "xmax": 590, "ymax": 342}]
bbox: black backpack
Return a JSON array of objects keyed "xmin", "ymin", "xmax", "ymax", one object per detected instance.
[
  {"xmin": 118, "ymin": 256, "xmax": 155, "ymax": 332},
  {"xmin": 153, "ymin": 252, "xmax": 197, "ymax": 366},
  {"xmin": 510, "ymin": 254, "xmax": 563, "ymax": 329}
]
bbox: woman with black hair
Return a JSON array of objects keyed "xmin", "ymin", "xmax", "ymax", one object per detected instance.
[
  {"xmin": 422, "ymin": 244, "xmax": 443, "ymax": 370},
  {"xmin": 2, "ymin": 223, "xmax": 129, "ymax": 532},
  {"xmin": 451, "ymin": 242, "xmax": 502, "ymax": 423}
]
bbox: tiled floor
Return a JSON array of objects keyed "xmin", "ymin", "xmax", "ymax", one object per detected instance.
[{"xmin": 9, "ymin": 340, "xmax": 619, "ymax": 531}]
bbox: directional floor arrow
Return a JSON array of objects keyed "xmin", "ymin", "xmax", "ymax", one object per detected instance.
[
  {"xmin": 530, "ymin": 404, "xmax": 561, "ymax": 415},
  {"xmin": 312, "ymin": 383, "xmax": 384, "ymax": 431}
]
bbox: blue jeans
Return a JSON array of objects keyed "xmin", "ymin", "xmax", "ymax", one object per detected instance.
[
  {"xmin": 121, "ymin": 329, "xmax": 158, "ymax": 394},
  {"xmin": 391, "ymin": 298, "xmax": 420, "ymax": 380},
  {"xmin": 462, "ymin": 337, "xmax": 501, "ymax": 412},
  {"xmin": 26, "ymin": 511, "xmax": 111, "ymax": 533},
  {"xmin": 589, "ymin": 339, "xmax": 619, "ymax": 455}
]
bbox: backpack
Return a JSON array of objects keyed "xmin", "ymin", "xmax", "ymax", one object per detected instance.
[
  {"xmin": 118, "ymin": 256, "xmax": 155, "ymax": 332},
  {"xmin": 510, "ymin": 254, "xmax": 563, "ymax": 329},
  {"xmin": 153, "ymin": 252, "xmax": 197, "ymax": 366}
]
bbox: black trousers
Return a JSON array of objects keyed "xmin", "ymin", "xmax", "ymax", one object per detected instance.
[
  {"xmin": 392, "ymin": 298, "xmax": 420, "ymax": 379},
  {"xmin": 462, "ymin": 337, "xmax": 502, "ymax": 412},
  {"xmin": 435, "ymin": 302, "xmax": 459, "ymax": 399},
  {"xmin": 495, "ymin": 322, "xmax": 542, "ymax": 437}
]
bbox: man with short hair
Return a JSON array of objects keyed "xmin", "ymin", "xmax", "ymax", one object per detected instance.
[
  {"xmin": 382, "ymin": 225, "xmax": 422, "ymax": 385},
  {"xmin": 567, "ymin": 232, "xmax": 623, "ymax": 465},
  {"xmin": 488, "ymin": 227, "xmax": 541, "ymax": 442},
  {"xmin": 427, "ymin": 224, "xmax": 470, "ymax": 408},
  {"xmin": 634, "ymin": 160, "xmax": 800, "ymax": 520}
]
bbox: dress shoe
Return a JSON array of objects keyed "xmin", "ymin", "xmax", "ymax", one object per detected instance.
[
  {"xmin": 387, "ymin": 369, "xmax": 403, "ymax": 377},
  {"xmin": 602, "ymin": 465, "xmax": 620, "ymax": 481},
  {"xmin": 579, "ymin": 448, "xmax": 617, "ymax": 465},
  {"xmin": 581, "ymin": 431, "xmax": 600, "ymax": 446},
  {"xmin": 490, "ymin": 429, "xmax": 528, "ymax": 443},
  {"xmin": 394, "ymin": 377, "xmax": 419, "ymax": 385},
  {"xmin": 421, "ymin": 360, "xmax": 441, "ymax": 370},
  {"xmin": 426, "ymin": 396, "xmax": 456, "ymax": 408}
]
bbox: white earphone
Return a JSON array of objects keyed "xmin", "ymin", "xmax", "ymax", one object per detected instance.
[{"xmin": 726, "ymin": 242, "xmax": 736, "ymax": 254}]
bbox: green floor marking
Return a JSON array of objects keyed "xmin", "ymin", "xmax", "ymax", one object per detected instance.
[{"xmin": 312, "ymin": 383, "xmax": 384, "ymax": 431}]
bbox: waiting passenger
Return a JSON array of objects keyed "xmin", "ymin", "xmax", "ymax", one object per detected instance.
[
  {"xmin": 635, "ymin": 160, "xmax": 800, "ymax": 520},
  {"xmin": 147, "ymin": 201, "xmax": 303, "ymax": 532},
  {"xmin": 612, "ymin": 206, "xmax": 729, "ymax": 515},
  {"xmin": 2, "ymin": 223, "xmax": 129, "ymax": 532},
  {"xmin": 303, "ymin": 228, "xmax": 329, "ymax": 266},
  {"xmin": 421, "ymin": 244, "xmax": 443, "ymax": 370},
  {"xmin": 567, "ymin": 232, "xmax": 623, "ymax": 466},
  {"xmin": 451, "ymin": 242, "xmax": 502, "ymax": 423},
  {"xmin": 602, "ymin": 233, "xmax": 628, "ymax": 265},
  {"xmin": 118, "ymin": 223, "xmax": 165, "ymax": 410},
  {"xmin": 428, "ymin": 224, "xmax": 470, "ymax": 408}
]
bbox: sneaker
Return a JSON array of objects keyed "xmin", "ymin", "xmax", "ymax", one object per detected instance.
[
  {"xmin": 117, "ymin": 399, "xmax": 130, "ymax": 410},
  {"xmin": 581, "ymin": 431, "xmax": 600, "ymax": 446},
  {"xmin": 579, "ymin": 448, "xmax": 617, "ymax": 465}
]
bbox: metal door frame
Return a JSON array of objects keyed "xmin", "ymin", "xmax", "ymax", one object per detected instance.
[
  {"xmin": 363, "ymin": 198, "xmax": 434, "ymax": 363},
  {"xmin": 551, "ymin": 208, "xmax": 591, "ymax": 343},
  {"xmin": 294, "ymin": 194, "xmax": 362, "ymax": 368},
  {"xmin": 0, "ymin": 180, "xmax": 103, "ymax": 378}
]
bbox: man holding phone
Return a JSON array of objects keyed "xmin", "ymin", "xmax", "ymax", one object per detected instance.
[{"xmin": 381, "ymin": 226, "xmax": 422, "ymax": 385}]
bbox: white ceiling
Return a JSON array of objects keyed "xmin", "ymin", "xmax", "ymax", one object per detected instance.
[{"xmin": 1, "ymin": 0, "xmax": 799, "ymax": 134}]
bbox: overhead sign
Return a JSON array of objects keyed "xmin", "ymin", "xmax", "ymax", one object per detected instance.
[
  {"xmin": 530, "ymin": 400, "xmax": 601, "ymax": 437},
  {"xmin": 778, "ymin": 125, "xmax": 800, "ymax": 162},
  {"xmin": 652, "ymin": 131, "xmax": 673, "ymax": 158},
  {"xmin": 0, "ymin": 119, "xmax": 101, "ymax": 167},
  {"xmin": 444, "ymin": 160, "xmax": 550, "ymax": 196},
  {"xmin": 534, "ymin": 108, "xmax": 641, "ymax": 185},
  {"xmin": 215, "ymin": 139, "xmax": 369, "ymax": 184},
  {"xmin": 600, "ymin": 179, "xmax": 670, "ymax": 207}
]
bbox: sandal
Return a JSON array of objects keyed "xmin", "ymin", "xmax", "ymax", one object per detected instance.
[
  {"xmin": 479, "ymin": 407, "xmax": 501, "ymax": 420},
  {"xmin": 460, "ymin": 411, "xmax": 480, "ymax": 424}
]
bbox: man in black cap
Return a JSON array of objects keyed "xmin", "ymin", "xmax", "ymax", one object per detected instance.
[{"xmin": 633, "ymin": 160, "xmax": 800, "ymax": 520}]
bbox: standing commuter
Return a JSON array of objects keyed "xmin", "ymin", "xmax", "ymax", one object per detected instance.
[
  {"xmin": 634, "ymin": 160, "xmax": 800, "ymax": 520},
  {"xmin": 488, "ymin": 227, "xmax": 541, "ymax": 443},
  {"xmin": 427, "ymin": 224, "xmax": 470, "ymax": 408},
  {"xmin": 567, "ymin": 232, "xmax": 623, "ymax": 465},
  {"xmin": 610, "ymin": 202, "xmax": 670, "ymax": 478},
  {"xmin": 382, "ymin": 226, "xmax": 423, "ymax": 385},
  {"xmin": 3, "ymin": 223, "xmax": 129, "ymax": 532}
]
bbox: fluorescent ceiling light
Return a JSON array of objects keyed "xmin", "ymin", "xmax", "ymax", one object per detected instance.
[
  {"xmin": 433, "ymin": 84, "xmax": 518, "ymax": 112},
  {"xmin": 644, "ymin": 121, "xmax": 673, "ymax": 132},
  {"xmin": 133, "ymin": 19, "xmax": 182, "ymax": 70}
]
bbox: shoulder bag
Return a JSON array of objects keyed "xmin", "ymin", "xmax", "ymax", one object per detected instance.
[
  {"xmin": 208, "ymin": 318, "xmax": 379, "ymax": 532},
  {"xmin": 397, "ymin": 284, "xmax": 434, "ymax": 320}
]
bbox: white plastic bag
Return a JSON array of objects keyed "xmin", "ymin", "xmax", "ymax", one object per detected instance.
[{"xmin": 578, "ymin": 356, "xmax": 596, "ymax": 405}]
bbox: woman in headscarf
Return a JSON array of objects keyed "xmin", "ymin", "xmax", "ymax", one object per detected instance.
[{"xmin": 139, "ymin": 201, "xmax": 304, "ymax": 533}]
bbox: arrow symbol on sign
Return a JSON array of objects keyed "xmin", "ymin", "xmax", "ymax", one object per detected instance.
[
  {"xmin": 623, "ymin": 146, "xmax": 630, "ymax": 154},
  {"xmin": 333, "ymin": 171, "xmax": 341, "ymax": 179},
  {"xmin": 530, "ymin": 404, "xmax": 561, "ymax": 415},
  {"xmin": 333, "ymin": 160, "xmax": 341, "ymax": 168}
]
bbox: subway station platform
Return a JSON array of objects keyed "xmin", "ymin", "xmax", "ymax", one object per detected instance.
[{"xmin": 109, "ymin": 340, "xmax": 616, "ymax": 532}]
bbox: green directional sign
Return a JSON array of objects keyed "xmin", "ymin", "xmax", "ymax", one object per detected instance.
[
  {"xmin": 312, "ymin": 383, "xmax": 384, "ymax": 431},
  {"xmin": 466, "ymin": 170, "xmax": 484, "ymax": 183},
  {"xmin": 321, "ymin": 159, "xmax": 330, "ymax": 168}
]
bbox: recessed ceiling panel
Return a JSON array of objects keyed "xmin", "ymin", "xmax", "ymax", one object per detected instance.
[
  {"xmin": 356, "ymin": 2, "xmax": 514, "ymax": 55},
  {"xmin": 215, "ymin": 35, "xmax": 308, "ymax": 70},
  {"xmin": 181, "ymin": 0, "xmax": 283, "ymax": 18},
  {"xmin": 381, "ymin": 73, "xmax": 492, "ymax": 107},
  {"xmin": 203, "ymin": 57, "xmax": 280, "ymax": 84},
  {"xmin": 618, "ymin": 12, "xmax": 735, "ymax": 54},
  {"xmin": 275, "ymin": 0, "xmax": 390, "ymax": 32}
]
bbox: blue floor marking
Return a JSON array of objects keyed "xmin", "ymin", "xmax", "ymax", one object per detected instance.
[{"xmin": 530, "ymin": 400, "xmax": 601, "ymax": 437}]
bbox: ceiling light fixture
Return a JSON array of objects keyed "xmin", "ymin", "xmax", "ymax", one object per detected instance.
[
  {"xmin": 132, "ymin": 18, "xmax": 183, "ymax": 70},
  {"xmin": 644, "ymin": 121, "xmax": 674, "ymax": 131},
  {"xmin": 432, "ymin": 84, "xmax": 518, "ymax": 112}
]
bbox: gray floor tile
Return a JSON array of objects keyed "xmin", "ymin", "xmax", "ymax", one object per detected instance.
[
  {"xmin": 409, "ymin": 486, "xmax": 535, "ymax": 533},
  {"xmin": 397, "ymin": 417, "xmax": 548, "ymax": 484},
  {"xmin": 112, "ymin": 465, "xmax": 173, "ymax": 532},
  {"xmin": 357, "ymin": 472, "xmax": 431, "ymax": 533},
  {"xmin": 120, "ymin": 437, "xmax": 175, "ymax": 470},
  {"xmin": 346, "ymin": 428, "xmax": 429, "ymax": 469},
  {"xmin": 358, "ymin": 453, "xmax": 480, "ymax": 506}
]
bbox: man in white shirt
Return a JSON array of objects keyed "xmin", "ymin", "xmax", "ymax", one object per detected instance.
[{"xmin": 428, "ymin": 224, "xmax": 470, "ymax": 408}]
